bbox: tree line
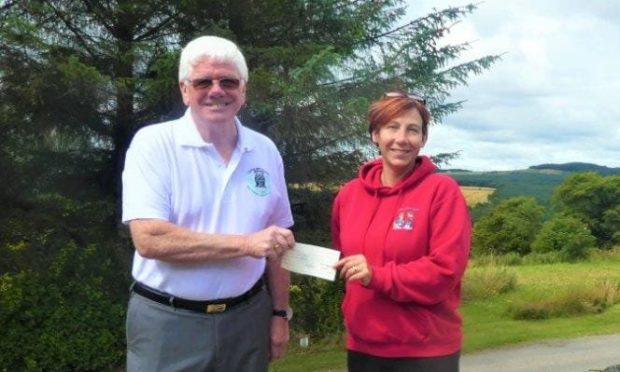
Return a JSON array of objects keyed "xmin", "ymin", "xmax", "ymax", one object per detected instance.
[{"xmin": 473, "ymin": 172, "xmax": 620, "ymax": 261}]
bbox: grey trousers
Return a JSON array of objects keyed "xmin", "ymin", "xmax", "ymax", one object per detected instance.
[{"xmin": 126, "ymin": 288, "xmax": 272, "ymax": 372}]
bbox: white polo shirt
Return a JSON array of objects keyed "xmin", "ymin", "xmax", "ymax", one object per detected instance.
[{"xmin": 122, "ymin": 109, "xmax": 294, "ymax": 300}]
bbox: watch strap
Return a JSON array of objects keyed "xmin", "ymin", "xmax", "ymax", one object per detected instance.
[{"xmin": 272, "ymin": 308, "xmax": 293, "ymax": 320}]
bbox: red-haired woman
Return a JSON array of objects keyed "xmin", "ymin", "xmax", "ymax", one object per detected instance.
[{"xmin": 332, "ymin": 91, "xmax": 471, "ymax": 372}]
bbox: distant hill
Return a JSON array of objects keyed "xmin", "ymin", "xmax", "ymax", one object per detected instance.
[
  {"xmin": 441, "ymin": 163, "xmax": 620, "ymax": 214},
  {"xmin": 529, "ymin": 162, "xmax": 620, "ymax": 175},
  {"xmin": 443, "ymin": 168, "xmax": 472, "ymax": 173}
]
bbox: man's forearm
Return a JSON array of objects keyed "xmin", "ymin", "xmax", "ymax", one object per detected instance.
[
  {"xmin": 129, "ymin": 219, "xmax": 249, "ymax": 263},
  {"xmin": 129, "ymin": 219, "xmax": 294, "ymax": 264},
  {"xmin": 266, "ymin": 258, "xmax": 290, "ymax": 309}
]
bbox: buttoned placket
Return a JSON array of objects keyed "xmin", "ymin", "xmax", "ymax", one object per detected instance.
[{"xmin": 205, "ymin": 142, "xmax": 252, "ymax": 231}]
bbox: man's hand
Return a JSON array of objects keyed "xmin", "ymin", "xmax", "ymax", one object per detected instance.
[
  {"xmin": 269, "ymin": 316, "xmax": 289, "ymax": 362},
  {"xmin": 243, "ymin": 225, "xmax": 295, "ymax": 259}
]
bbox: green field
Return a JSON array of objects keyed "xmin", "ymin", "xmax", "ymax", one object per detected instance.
[{"xmin": 270, "ymin": 255, "xmax": 620, "ymax": 372}]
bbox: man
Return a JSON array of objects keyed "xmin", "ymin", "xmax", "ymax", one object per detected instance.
[{"xmin": 122, "ymin": 35, "xmax": 295, "ymax": 372}]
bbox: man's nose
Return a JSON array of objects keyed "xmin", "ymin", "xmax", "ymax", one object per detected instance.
[{"xmin": 208, "ymin": 81, "xmax": 226, "ymax": 95}]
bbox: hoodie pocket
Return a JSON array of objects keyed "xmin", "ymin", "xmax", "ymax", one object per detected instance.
[{"xmin": 343, "ymin": 289, "xmax": 430, "ymax": 344}]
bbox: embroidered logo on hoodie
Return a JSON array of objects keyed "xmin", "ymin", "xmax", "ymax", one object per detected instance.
[{"xmin": 392, "ymin": 207, "xmax": 417, "ymax": 230}]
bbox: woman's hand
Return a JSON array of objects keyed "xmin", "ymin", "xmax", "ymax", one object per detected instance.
[{"xmin": 335, "ymin": 254, "xmax": 372, "ymax": 286}]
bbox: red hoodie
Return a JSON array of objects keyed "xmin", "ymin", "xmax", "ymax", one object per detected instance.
[{"xmin": 331, "ymin": 155, "xmax": 471, "ymax": 358}]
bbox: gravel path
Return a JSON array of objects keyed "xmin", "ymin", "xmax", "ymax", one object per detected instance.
[{"xmin": 461, "ymin": 333, "xmax": 620, "ymax": 372}]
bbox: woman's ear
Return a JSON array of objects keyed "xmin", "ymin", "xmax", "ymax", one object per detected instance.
[{"xmin": 371, "ymin": 131, "xmax": 378, "ymax": 145}]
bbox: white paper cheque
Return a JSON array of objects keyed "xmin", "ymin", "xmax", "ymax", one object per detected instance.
[{"xmin": 281, "ymin": 243, "xmax": 341, "ymax": 281}]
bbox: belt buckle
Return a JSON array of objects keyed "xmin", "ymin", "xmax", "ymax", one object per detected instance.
[{"xmin": 206, "ymin": 303, "xmax": 226, "ymax": 313}]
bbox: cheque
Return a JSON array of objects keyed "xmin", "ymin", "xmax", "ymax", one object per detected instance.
[{"xmin": 281, "ymin": 243, "xmax": 341, "ymax": 281}]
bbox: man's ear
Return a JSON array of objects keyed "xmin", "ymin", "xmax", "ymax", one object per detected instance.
[
  {"xmin": 239, "ymin": 82, "xmax": 247, "ymax": 107},
  {"xmin": 179, "ymin": 81, "xmax": 190, "ymax": 106}
]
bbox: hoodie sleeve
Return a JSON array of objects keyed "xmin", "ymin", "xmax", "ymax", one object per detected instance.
[
  {"xmin": 368, "ymin": 179, "xmax": 472, "ymax": 305},
  {"xmin": 331, "ymin": 190, "xmax": 342, "ymax": 250}
]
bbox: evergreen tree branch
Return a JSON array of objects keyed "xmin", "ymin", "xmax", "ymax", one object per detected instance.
[{"xmin": 42, "ymin": 0, "xmax": 98, "ymax": 58}]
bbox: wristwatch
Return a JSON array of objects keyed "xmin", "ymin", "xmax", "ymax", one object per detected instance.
[{"xmin": 272, "ymin": 307, "xmax": 293, "ymax": 321}]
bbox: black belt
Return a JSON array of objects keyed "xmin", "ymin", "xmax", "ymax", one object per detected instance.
[{"xmin": 132, "ymin": 278, "xmax": 264, "ymax": 314}]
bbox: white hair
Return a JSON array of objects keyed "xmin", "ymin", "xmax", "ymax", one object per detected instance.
[{"xmin": 178, "ymin": 36, "xmax": 248, "ymax": 83}]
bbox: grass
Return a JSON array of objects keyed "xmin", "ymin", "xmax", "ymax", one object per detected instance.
[
  {"xmin": 462, "ymin": 301, "xmax": 620, "ymax": 352},
  {"xmin": 506, "ymin": 279, "xmax": 620, "ymax": 319},
  {"xmin": 270, "ymin": 255, "xmax": 620, "ymax": 372},
  {"xmin": 462, "ymin": 264, "xmax": 517, "ymax": 301},
  {"xmin": 457, "ymin": 257, "xmax": 620, "ymax": 352},
  {"xmin": 460, "ymin": 186, "xmax": 495, "ymax": 207}
]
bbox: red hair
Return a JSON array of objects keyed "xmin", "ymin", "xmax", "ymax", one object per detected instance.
[{"xmin": 368, "ymin": 94, "xmax": 430, "ymax": 138}]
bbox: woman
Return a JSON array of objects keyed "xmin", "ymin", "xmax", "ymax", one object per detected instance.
[{"xmin": 332, "ymin": 91, "xmax": 471, "ymax": 372}]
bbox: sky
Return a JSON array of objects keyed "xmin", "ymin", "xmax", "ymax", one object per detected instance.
[{"xmin": 404, "ymin": 0, "xmax": 620, "ymax": 171}]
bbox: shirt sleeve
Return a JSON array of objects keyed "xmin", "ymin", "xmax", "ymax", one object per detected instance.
[
  {"xmin": 121, "ymin": 129, "xmax": 171, "ymax": 224},
  {"xmin": 267, "ymin": 151, "xmax": 294, "ymax": 228}
]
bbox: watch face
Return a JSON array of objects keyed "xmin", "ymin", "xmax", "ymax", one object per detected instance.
[{"xmin": 286, "ymin": 307, "xmax": 293, "ymax": 321}]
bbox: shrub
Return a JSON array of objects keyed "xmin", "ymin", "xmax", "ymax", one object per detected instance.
[
  {"xmin": 0, "ymin": 242, "xmax": 127, "ymax": 371},
  {"xmin": 462, "ymin": 264, "xmax": 517, "ymax": 302},
  {"xmin": 287, "ymin": 185, "xmax": 345, "ymax": 338},
  {"xmin": 473, "ymin": 196, "xmax": 545, "ymax": 256},
  {"xmin": 0, "ymin": 194, "xmax": 128, "ymax": 371},
  {"xmin": 602, "ymin": 205, "xmax": 620, "ymax": 245},
  {"xmin": 552, "ymin": 173, "xmax": 620, "ymax": 247},
  {"xmin": 290, "ymin": 275, "xmax": 344, "ymax": 338},
  {"xmin": 531, "ymin": 213, "xmax": 596, "ymax": 261},
  {"xmin": 507, "ymin": 279, "xmax": 620, "ymax": 320}
]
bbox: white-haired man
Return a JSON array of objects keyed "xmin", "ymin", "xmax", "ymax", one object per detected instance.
[{"xmin": 122, "ymin": 35, "xmax": 295, "ymax": 371}]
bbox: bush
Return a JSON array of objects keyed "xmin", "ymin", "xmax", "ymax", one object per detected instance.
[
  {"xmin": 463, "ymin": 264, "xmax": 517, "ymax": 302},
  {"xmin": 602, "ymin": 205, "xmax": 620, "ymax": 245},
  {"xmin": 473, "ymin": 196, "xmax": 545, "ymax": 256},
  {"xmin": 0, "ymin": 242, "xmax": 127, "ymax": 371},
  {"xmin": 287, "ymin": 185, "xmax": 345, "ymax": 338},
  {"xmin": 507, "ymin": 279, "xmax": 620, "ymax": 320},
  {"xmin": 552, "ymin": 173, "xmax": 620, "ymax": 247},
  {"xmin": 290, "ymin": 275, "xmax": 345, "ymax": 338},
  {"xmin": 0, "ymin": 195, "xmax": 128, "ymax": 371},
  {"xmin": 531, "ymin": 213, "xmax": 596, "ymax": 261}
]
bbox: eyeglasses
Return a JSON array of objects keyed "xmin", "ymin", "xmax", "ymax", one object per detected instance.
[
  {"xmin": 185, "ymin": 77, "xmax": 241, "ymax": 90},
  {"xmin": 383, "ymin": 91, "xmax": 426, "ymax": 105}
]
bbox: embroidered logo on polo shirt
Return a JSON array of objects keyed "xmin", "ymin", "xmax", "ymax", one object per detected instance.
[
  {"xmin": 247, "ymin": 168, "xmax": 271, "ymax": 196},
  {"xmin": 392, "ymin": 208, "xmax": 417, "ymax": 230}
]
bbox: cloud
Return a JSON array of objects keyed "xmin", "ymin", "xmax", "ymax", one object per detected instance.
[{"xmin": 408, "ymin": 0, "xmax": 620, "ymax": 170}]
